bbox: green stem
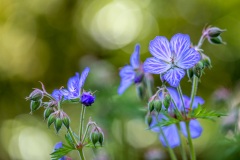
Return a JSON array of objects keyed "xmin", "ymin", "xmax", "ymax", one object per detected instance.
[
  {"xmin": 68, "ymin": 128, "xmax": 78, "ymax": 145},
  {"xmin": 186, "ymin": 122, "xmax": 196, "ymax": 160},
  {"xmin": 82, "ymin": 123, "xmax": 91, "ymax": 143},
  {"xmin": 196, "ymin": 34, "xmax": 206, "ymax": 49},
  {"xmin": 79, "ymin": 105, "xmax": 86, "ymax": 141},
  {"xmin": 159, "ymin": 128, "xmax": 177, "ymax": 160},
  {"xmin": 189, "ymin": 75, "xmax": 199, "ymax": 115},
  {"xmin": 177, "ymin": 85, "xmax": 186, "ymax": 116},
  {"xmin": 177, "ymin": 124, "xmax": 187, "ymax": 160},
  {"xmin": 78, "ymin": 149, "xmax": 85, "ymax": 160}
]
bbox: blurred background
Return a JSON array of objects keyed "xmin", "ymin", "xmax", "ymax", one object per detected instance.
[{"xmin": 1, "ymin": 0, "xmax": 240, "ymax": 159}]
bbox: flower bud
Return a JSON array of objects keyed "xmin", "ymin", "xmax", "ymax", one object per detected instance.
[
  {"xmin": 47, "ymin": 113, "xmax": 56, "ymax": 128},
  {"xmin": 98, "ymin": 131, "xmax": 104, "ymax": 147},
  {"xmin": 207, "ymin": 27, "xmax": 226, "ymax": 38},
  {"xmin": 163, "ymin": 94, "xmax": 171, "ymax": 109},
  {"xmin": 81, "ymin": 91, "xmax": 95, "ymax": 106},
  {"xmin": 54, "ymin": 117, "xmax": 63, "ymax": 133},
  {"xmin": 136, "ymin": 83, "xmax": 145, "ymax": 100},
  {"xmin": 148, "ymin": 101, "xmax": 155, "ymax": 112},
  {"xmin": 134, "ymin": 72, "xmax": 144, "ymax": 84},
  {"xmin": 145, "ymin": 114, "xmax": 152, "ymax": 127},
  {"xmin": 90, "ymin": 131, "xmax": 99, "ymax": 147},
  {"xmin": 193, "ymin": 61, "xmax": 204, "ymax": 78},
  {"xmin": 62, "ymin": 114, "xmax": 70, "ymax": 129},
  {"xmin": 30, "ymin": 100, "xmax": 42, "ymax": 112},
  {"xmin": 26, "ymin": 89, "xmax": 43, "ymax": 101},
  {"xmin": 44, "ymin": 107, "xmax": 54, "ymax": 120},
  {"xmin": 154, "ymin": 100, "xmax": 162, "ymax": 113},
  {"xmin": 209, "ymin": 36, "xmax": 225, "ymax": 45},
  {"xmin": 187, "ymin": 68, "xmax": 194, "ymax": 80}
]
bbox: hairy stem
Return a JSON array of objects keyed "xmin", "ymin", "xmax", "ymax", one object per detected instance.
[
  {"xmin": 186, "ymin": 121, "xmax": 196, "ymax": 160},
  {"xmin": 189, "ymin": 75, "xmax": 199, "ymax": 115},
  {"xmin": 79, "ymin": 105, "xmax": 86, "ymax": 141}
]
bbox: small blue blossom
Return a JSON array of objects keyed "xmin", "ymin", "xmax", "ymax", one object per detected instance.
[
  {"xmin": 60, "ymin": 67, "xmax": 90, "ymax": 100},
  {"xmin": 52, "ymin": 89, "xmax": 64, "ymax": 102},
  {"xmin": 143, "ymin": 34, "xmax": 201, "ymax": 87},
  {"xmin": 118, "ymin": 44, "xmax": 144, "ymax": 95},
  {"xmin": 150, "ymin": 87, "xmax": 204, "ymax": 148},
  {"xmin": 53, "ymin": 142, "xmax": 67, "ymax": 160},
  {"xmin": 81, "ymin": 91, "xmax": 95, "ymax": 106}
]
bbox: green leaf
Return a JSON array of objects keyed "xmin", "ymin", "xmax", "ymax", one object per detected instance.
[
  {"xmin": 50, "ymin": 144, "xmax": 75, "ymax": 160},
  {"xmin": 149, "ymin": 113, "xmax": 180, "ymax": 129},
  {"xmin": 65, "ymin": 133, "xmax": 75, "ymax": 148},
  {"xmin": 191, "ymin": 105, "xmax": 226, "ymax": 120}
]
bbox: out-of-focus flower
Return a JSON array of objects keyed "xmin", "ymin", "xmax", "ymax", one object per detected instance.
[
  {"xmin": 143, "ymin": 34, "xmax": 200, "ymax": 87},
  {"xmin": 150, "ymin": 88, "xmax": 204, "ymax": 148},
  {"xmin": 53, "ymin": 142, "xmax": 72, "ymax": 160},
  {"xmin": 118, "ymin": 44, "xmax": 144, "ymax": 95}
]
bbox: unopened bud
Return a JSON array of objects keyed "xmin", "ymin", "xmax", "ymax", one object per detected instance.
[
  {"xmin": 154, "ymin": 100, "xmax": 162, "ymax": 113},
  {"xmin": 209, "ymin": 36, "xmax": 225, "ymax": 45},
  {"xmin": 90, "ymin": 132, "xmax": 99, "ymax": 147},
  {"xmin": 54, "ymin": 117, "xmax": 63, "ymax": 133},
  {"xmin": 207, "ymin": 27, "xmax": 226, "ymax": 38},
  {"xmin": 148, "ymin": 101, "xmax": 155, "ymax": 112},
  {"xmin": 44, "ymin": 107, "xmax": 54, "ymax": 120},
  {"xmin": 26, "ymin": 89, "xmax": 43, "ymax": 101},
  {"xmin": 187, "ymin": 68, "xmax": 194, "ymax": 80},
  {"xmin": 30, "ymin": 100, "xmax": 42, "ymax": 112},
  {"xmin": 136, "ymin": 84, "xmax": 145, "ymax": 100},
  {"xmin": 202, "ymin": 56, "xmax": 212, "ymax": 69},
  {"xmin": 193, "ymin": 61, "xmax": 204, "ymax": 78},
  {"xmin": 47, "ymin": 113, "xmax": 56, "ymax": 127},
  {"xmin": 98, "ymin": 131, "xmax": 104, "ymax": 146},
  {"xmin": 163, "ymin": 94, "xmax": 171, "ymax": 109},
  {"xmin": 145, "ymin": 114, "xmax": 152, "ymax": 127},
  {"xmin": 62, "ymin": 115, "xmax": 70, "ymax": 129}
]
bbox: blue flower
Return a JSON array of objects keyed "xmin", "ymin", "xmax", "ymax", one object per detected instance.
[
  {"xmin": 143, "ymin": 34, "xmax": 201, "ymax": 87},
  {"xmin": 81, "ymin": 91, "xmax": 95, "ymax": 106},
  {"xmin": 59, "ymin": 67, "xmax": 90, "ymax": 100},
  {"xmin": 150, "ymin": 88, "xmax": 204, "ymax": 148},
  {"xmin": 52, "ymin": 89, "xmax": 64, "ymax": 101},
  {"xmin": 53, "ymin": 142, "xmax": 67, "ymax": 160},
  {"xmin": 118, "ymin": 44, "xmax": 144, "ymax": 95}
]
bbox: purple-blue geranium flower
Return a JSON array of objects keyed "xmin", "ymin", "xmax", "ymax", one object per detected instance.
[
  {"xmin": 143, "ymin": 34, "xmax": 201, "ymax": 87},
  {"xmin": 52, "ymin": 89, "xmax": 64, "ymax": 102},
  {"xmin": 53, "ymin": 142, "xmax": 67, "ymax": 160},
  {"xmin": 118, "ymin": 44, "xmax": 145, "ymax": 95},
  {"xmin": 81, "ymin": 91, "xmax": 95, "ymax": 106},
  {"xmin": 150, "ymin": 87, "xmax": 204, "ymax": 148},
  {"xmin": 62, "ymin": 67, "xmax": 90, "ymax": 100}
]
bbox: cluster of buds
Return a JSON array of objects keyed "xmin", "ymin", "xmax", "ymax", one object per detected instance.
[
  {"xmin": 26, "ymin": 89, "xmax": 44, "ymax": 113},
  {"xmin": 145, "ymin": 89, "xmax": 171, "ymax": 127},
  {"xmin": 90, "ymin": 126, "xmax": 104, "ymax": 147},
  {"xmin": 203, "ymin": 26, "xmax": 226, "ymax": 45},
  {"xmin": 47, "ymin": 110, "xmax": 70, "ymax": 133}
]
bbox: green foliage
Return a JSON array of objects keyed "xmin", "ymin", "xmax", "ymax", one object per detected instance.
[
  {"xmin": 65, "ymin": 133, "xmax": 75, "ymax": 148},
  {"xmin": 191, "ymin": 105, "xmax": 226, "ymax": 120},
  {"xmin": 50, "ymin": 144, "xmax": 75, "ymax": 160}
]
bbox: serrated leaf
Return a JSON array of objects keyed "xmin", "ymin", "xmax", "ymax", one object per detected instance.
[
  {"xmin": 191, "ymin": 105, "xmax": 226, "ymax": 120},
  {"xmin": 149, "ymin": 114, "xmax": 180, "ymax": 129},
  {"xmin": 50, "ymin": 144, "xmax": 75, "ymax": 160}
]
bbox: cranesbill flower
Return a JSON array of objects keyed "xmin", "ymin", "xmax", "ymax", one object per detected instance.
[
  {"xmin": 53, "ymin": 142, "xmax": 67, "ymax": 160},
  {"xmin": 150, "ymin": 88, "xmax": 204, "ymax": 148},
  {"xmin": 118, "ymin": 44, "xmax": 144, "ymax": 95},
  {"xmin": 52, "ymin": 89, "xmax": 64, "ymax": 102},
  {"xmin": 143, "ymin": 34, "xmax": 201, "ymax": 87},
  {"xmin": 62, "ymin": 67, "xmax": 90, "ymax": 100}
]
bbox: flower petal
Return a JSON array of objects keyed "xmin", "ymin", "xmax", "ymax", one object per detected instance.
[
  {"xmin": 176, "ymin": 48, "xmax": 201, "ymax": 69},
  {"xmin": 79, "ymin": 67, "xmax": 90, "ymax": 89},
  {"xmin": 149, "ymin": 36, "xmax": 172, "ymax": 62},
  {"xmin": 170, "ymin": 33, "xmax": 191, "ymax": 59},
  {"xmin": 67, "ymin": 73, "xmax": 79, "ymax": 93},
  {"xmin": 192, "ymin": 96, "xmax": 205, "ymax": 109},
  {"xmin": 130, "ymin": 44, "xmax": 140, "ymax": 69},
  {"xmin": 162, "ymin": 68, "xmax": 185, "ymax": 87},
  {"xmin": 118, "ymin": 79, "xmax": 133, "ymax": 95},
  {"xmin": 52, "ymin": 89, "xmax": 63, "ymax": 101},
  {"xmin": 159, "ymin": 124, "xmax": 180, "ymax": 148},
  {"xmin": 180, "ymin": 119, "xmax": 203, "ymax": 138},
  {"xmin": 119, "ymin": 65, "xmax": 135, "ymax": 80},
  {"xmin": 143, "ymin": 57, "xmax": 171, "ymax": 74}
]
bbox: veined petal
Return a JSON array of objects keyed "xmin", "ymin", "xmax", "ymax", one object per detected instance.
[
  {"xmin": 119, "ymin": 65, "xmax": 135, "ymax": 79},
  {"xmin": 162, "ymin": 68, "xmax": 185, "ymax": 87},
  {"xmin": 176, "ymin": 48, "xmax": 201, "ymax": 69},
  {"xmin": 67, "ymin": 73, "xmax": 79, "ymax": 93},
  {"xmin": 143, "ymin": 57, "xmax": 171, "ymax": 74},
  {"xmin": 52, "ymin": 89, "xmax": 63, "ymax": 101},
  {"xmin": 180, "ymin": 120, "xmax": 202, "ymax": 138},
  {"xmin": 159, "ymin": 124, "xmax": 180, "ymax": 148},
  {"xmin": 170, "ymin": 33, "xmax": 191, "ymax": 59},
  {"xmin": 149, "ymin": 36, "xmax": 172, "ymax": 62},
  {"xmin": 118, "ymin": 79, "xmax": 133, "ymax": 95},
  {"xmin": 130, "ymin": 44, "xmax": 140, "ymax": 69},
  {"xmin": 79, "ymin": 67, "xmax": 90, "ymax": 89}
]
